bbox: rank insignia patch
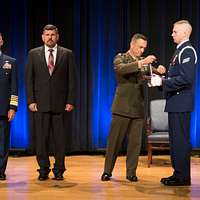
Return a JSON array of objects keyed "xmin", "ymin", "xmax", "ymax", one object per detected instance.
[{"xmin": 182, "ymin": 57, "xmax": 190, "ymax": 64}]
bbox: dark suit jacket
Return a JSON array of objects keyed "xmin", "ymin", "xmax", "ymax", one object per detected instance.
[
  {"xmin": 163, "ymin": 41, "xmax": 197, "ymax": 112},
  {"xmin": 111, "ymin": 52, "xmax": 150, "ymax": 118},
  {"xmin": 26, "ymin": 45, "xmax": 75, "ymax": 113},
  {"xmin": 0, "ymin": 53, "xmax": 18, "ymax": 116}
]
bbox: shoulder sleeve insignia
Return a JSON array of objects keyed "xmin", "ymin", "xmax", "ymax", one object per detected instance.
[{"xmin": 182, "ymin": 57, "xmax": 190, "ymax": 64}]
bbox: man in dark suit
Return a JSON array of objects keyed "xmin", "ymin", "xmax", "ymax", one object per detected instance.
[
  {"xmin": 101, "ymin": 34, "xmax": 165, "ymax": 182},
  {"xmin": 0, "ymin": 33, "xmax": 18, "ymax": 180},
  {"xmin": 26, "ymin": 24, "xmax": 75, "ymax": 181},
  {"xmin": 151, "ymin": 20, "xmax": 197, "ymax": 186}
]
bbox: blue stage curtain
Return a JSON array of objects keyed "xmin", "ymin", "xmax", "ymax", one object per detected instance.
[
  {"xmin": 0, "ymin": 0, "xmax": 29, "ymax": 149},
  {"xmin": 191, "ymin": 61, "xmax": 200, "ymax": 148},
  {"xmin": 72, "ymin": 0, "xmax": 129, "ymax": 150},
  {"xmin": 73, "ymin": 0, "xmax": 200, "ymax": 149},
  {"xmin": 0, "ymin": 0, "xmax": 199, "ymax": 151},
  {"xmin": 190, "ymin": 0, "xmax": 200, "ymax": 148},
  {"xmin": 85, "ymin": 0, "xmax": 128, "ymax": 149},
  {"xmin": 9, "ymin": 0, "xmax": 29, "ymax": 149}
]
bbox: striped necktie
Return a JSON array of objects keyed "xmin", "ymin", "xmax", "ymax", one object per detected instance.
[{"xmin": 48, "ymin": 49, "xmax": 54, "ymax": 75}]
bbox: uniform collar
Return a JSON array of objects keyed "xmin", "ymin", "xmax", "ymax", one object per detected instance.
[
  {"xmin": 127, "ymin": 50, "xmax": 140, "ymax": 60},
  {"xmin": 176, "ymin": 39, "xmax": 189, "ymax": 49}
]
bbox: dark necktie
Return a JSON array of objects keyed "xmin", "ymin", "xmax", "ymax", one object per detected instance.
[{"xmin": 48, "ymin": 49, "xmax": 54, "ymax": 75}]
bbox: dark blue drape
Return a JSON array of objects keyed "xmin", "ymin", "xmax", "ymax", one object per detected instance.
[
  {"xmin": 72, "ymin": 0, "xmax": 129, "ymax": 150},
  {"xmin": 86, "ymin": 0, "xmax": 128, "ymax": 148},
  {"xmin": 0, "ymin": 0, "xmax": 199, "ymax": 150},
  {"xmin": 190, "ymin": 0, "xmax": 200, "ymax": 148},
  {"xmin": 10, "ymin": 0, "xmax": 29, "ymax": 149},
  {"xmin": 0, "ymin": 0, "xmax": 29, "ymax": 149}
]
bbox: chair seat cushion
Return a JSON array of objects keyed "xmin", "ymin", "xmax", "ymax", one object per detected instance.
[{"xmin": 148, "ymin": 132, "xmax": 169, "ymax": 143}]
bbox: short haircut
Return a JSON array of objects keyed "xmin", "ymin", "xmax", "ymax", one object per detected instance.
[
  {"xmin": 174, "ymin": 20, "xmax": 192, "ymax": 36},
  {"xmin": 43, "ymin": 24, "xmax": 58, "ymax": 33},
  {"xmin": 131, "ymin": 33, "xmax": 147, "ymax": 42}
]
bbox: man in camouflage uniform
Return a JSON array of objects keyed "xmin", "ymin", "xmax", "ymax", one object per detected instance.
[
  {"xmin": 101, "ymin": 33, "xmax": 165, "ymax": 182},
  {"xmin": 0, "ymin": 33, "xmax": 18, "ymax": 180}
]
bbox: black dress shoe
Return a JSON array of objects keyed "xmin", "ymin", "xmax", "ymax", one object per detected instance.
[
  {"xmin": 101, "ymin": 173, "xmax": 111, "ymax": 181},
  {"xmin": 38, "ymin": 174, "xmax": 49, "ymax": 181},
  {"xmin": 160, "ymin": 175, "xmax": 175, "ymax": 183},
  {"xmin": 163, "ymin": 178, "xmax": 191, "ymax": 186},
  {"xmin": 53, "ymin": 172, "xmax": 64, "ymax": 180},
  {"xmin": 0, "ymin": 173, "xmax": 6, "ymax": 180},
  {"xmin": 126, "ymin": 175, "xmax": 138, "ymax": 182}
]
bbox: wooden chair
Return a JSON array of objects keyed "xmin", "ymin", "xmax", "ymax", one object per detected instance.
[{"xmin": 146, "ymin": 99, "xmax": 169, "ymax": 167}]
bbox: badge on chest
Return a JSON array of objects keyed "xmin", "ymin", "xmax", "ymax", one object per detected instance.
[
  {"xmin": 171, "ymin": 55, "xmax": 178, "ymax": 66},
  {"xmin": 2, "ymin": 61, "xmax": 12, "ymax": 69}
]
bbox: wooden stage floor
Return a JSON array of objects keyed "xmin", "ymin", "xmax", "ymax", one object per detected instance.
[{"xmin": 0, "ymin": 155, "xmax": 199, "ymax": 200}]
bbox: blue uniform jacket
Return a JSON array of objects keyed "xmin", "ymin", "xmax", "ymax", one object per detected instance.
[
  {"xmin": 0, "ymin": 53, "xmax": 18, "ymax": 116},
  {"xmin": 163, "ymin": 41, "xmax": 197, "ymax": 112}
]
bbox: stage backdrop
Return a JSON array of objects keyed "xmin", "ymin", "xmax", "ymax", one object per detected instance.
[{"xmin": 0, "ymin": 0, "xmax": 199, "ymax": 152}]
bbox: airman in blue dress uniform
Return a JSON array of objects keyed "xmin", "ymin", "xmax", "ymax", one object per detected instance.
[{"xmin": 151, "ymin": 20, "xmax": 197, "ymax": 186}]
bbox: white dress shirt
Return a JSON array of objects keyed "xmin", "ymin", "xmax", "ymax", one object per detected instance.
[{"xmin": 44, "ymin": 44, "xmax": 57, "ymax": 66}]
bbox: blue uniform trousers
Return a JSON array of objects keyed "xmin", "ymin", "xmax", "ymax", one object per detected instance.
[
  {"xmin": 0, "ymin": 116, "xmax": 10, "ymax": 173},
  {"xmin": 168, "ymin": 112, "xmax": 191, "ymax": 181}
]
